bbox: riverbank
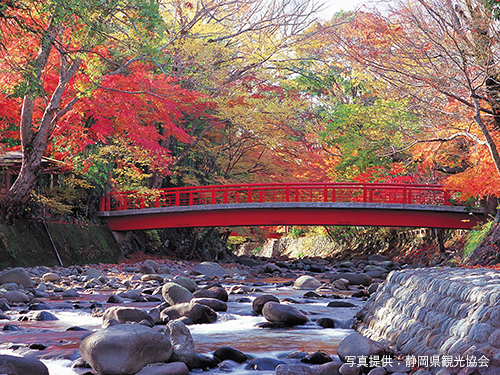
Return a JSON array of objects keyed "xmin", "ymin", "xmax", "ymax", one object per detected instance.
[{"xmin": 0, "ymin": 252, "xmax": 388, "ymax": 374}]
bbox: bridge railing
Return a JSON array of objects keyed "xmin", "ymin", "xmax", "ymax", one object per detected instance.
[{"xmin": 99, "ymin": 183, "xmax": 460, "ymax": 212}]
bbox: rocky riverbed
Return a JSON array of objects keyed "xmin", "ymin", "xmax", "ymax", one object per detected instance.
[{"xmin": 0, "ymin": 254, "xmax": 420, "ymax": 375}]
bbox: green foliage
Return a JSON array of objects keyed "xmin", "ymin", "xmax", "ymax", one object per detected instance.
[
  {"xmin": 463, "ymin": 220, "xmax": 494, "ymax": 258},
  {"xmin": 252, "ymin": 246, "xmax": 263, "ymax": 255},
  {"xmin": 319, "ymin": 99, "xmax": 418, "ymax": 179},
  {"xmin": 289, "ymin": 226, "xmax": 307, "ymax": 238}
]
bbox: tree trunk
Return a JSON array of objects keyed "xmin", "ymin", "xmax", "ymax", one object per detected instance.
[{"xmin": 0, "ymin": 22, "xmax": 81, "ymax": 221}]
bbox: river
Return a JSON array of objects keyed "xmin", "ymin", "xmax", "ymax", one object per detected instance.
[{"xmin": 0, "ymin": 270, "xmax": 365, "ymax": 374}]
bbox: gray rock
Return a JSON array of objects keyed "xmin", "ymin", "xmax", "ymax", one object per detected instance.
[
  {"xmin": 339, "ymin": 363, "xmax": 361, "ymax": 375},
  {"xmin": 102, "ymin": 306, "xmax": 155, "ymax": 326},
  {"xmin": 337, "ymin": 333, "xmax": 394, "ymax": 364},
  {"xmin": 262, "ymin": 302, "xmax": 309, "ymax": 326},
  {"xmin": 143, "ymin": 259, "xmax": 161, "ymax": 272},
  {"xmin": 166, "ymin": 320, "xmax": 195, "ymax": 364},
  {"xmin": 62, "ymin": 289, "xmax": 81, "ymax": 298},
  {"xmin": 135, "ymin": 362, "xmax": 189, "ymax": 375},
  {"xmin": 3, "ymin": 290, "xmax": 29, "ymax": 303},
  {"xmin": 330, "ymin": 273, "xmax": 373, "ymax": 286},
  {"xmin": 0, "ymin": 268, "xmax": 34, "ymax": 287},
  {"xmin": 191, "ymin": 298, "xmax": 227, "ymax": 312},
  {"xmin": 172, "ymin": 277, "xmax": 198, "ymax": 293},
  {"xmin": 294, "ymin": 276, "xmax": 322, "ymax": 290},
  {"xmin": 42, "ymin": 272, "xmax": 60, "ymax": 282},
  {"xmin": 213, "ymin": 346, "xmax": 248, "ymax": 363},
  {"xmin": 253, "ymin": 294, "xmax": 280, "ymax": 315},
  {"xmin": 80, "ymin": 323, "xmax": 172, "ymax": 374},
  {"xmin": 142, "ymin": 274, "xmax": 164, "ymax": 282},
  {"xmin": 30, "ymin": 311, "xmax": 58, "ymax": 321},
  {"xmin": 368, "ymin": 368, "xmax": 388, "ymax": 375},
  {"xmin": 161, "ymin": 301, "xmax": 217, "ymax": 324},
  {"xmin": 193, "ymin": 286, "xmax": 228, "ymax": 302},
  {"xmin": 162, "ymin": 282, "xmax": 194, "ymax": 305},
  {"xmin": 0, "ymin": 354, "xmax": 49, "ymax": 375},
  {"xmin": 385, "ymin": 361, "xmax": 410, "ymax": 373},
  {"xmin": 158, "ymin": 266, "xmax": 172, "ymax": 275},
  {"xmin": 140, "ymin": 263, "xmax": 156, "ymax": 274},
  {"xmin": 276, "ymin": 364, "xmax": 315, "ymax": 375},
  {"xmin": 83, "ymin": 267, "xmax": 103, "ymax": 279},
  {"xmin": 193, "ymin": 262, "xmax": 227, "ymax": 277},
  {"xmin": 314, "ymin": 361, "xmax": 343, "ymax": 375}
]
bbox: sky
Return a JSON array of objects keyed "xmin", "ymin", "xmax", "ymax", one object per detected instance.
[{"xmin": 320, "ymin": 0, "xmax": 373, "ymax": 20}]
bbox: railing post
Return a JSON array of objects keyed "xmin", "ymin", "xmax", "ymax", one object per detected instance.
[
  {"xmin": 444, "ymin": 189, "xmax": 451, "ymax": 206},
  {"xmin": 140, "ymin": 196, "xmax": 145, "ymax": 209},
  {"xmin": 175, "ymin": 190, "xmax": 180, "ymax": 206},
  {"xmin": 189, "ymin": 192, "xmax": 193, "ymax": 206},
  {"xmin": 247, "ymin": 188, "xmax": 252, "ymax": 203},
  {"xmin": 155, "ymin": 194, "xmax": 159, "ymax": 208},
  {"xmin": 224, "ymin": 190, "xmax": 228, "ymax": 204},
  {"xmin": 211, "ymin": 189, "xmax": 216, "ymax": 204},
  {"xmin": 99, "ymin": 196, "xmax": 105, "ymax": 211},
  {"xmin": 363, "ymin": 184, "xmax": 367, "ymax": 202},
  {"xmin": 332, "ymin": 188, "xmax": 336, "ymax": 202},
  {"xmin": 259, "ymin": 189, "xmax": 264, "ymax": 203},
  {"xmin": 324, "ymin": 186, "xmax": 328, "ymax": 202},
  {"xmin": 403, "ymin": 186, "xmax": 407, "ymax": 204},
  {"xmin": 107, "ymin": 195, "xmax": 111, "ymax": 211},
  {"xmin": 286, "ymin": 186, "xmax": 290, "ymax": 202}
]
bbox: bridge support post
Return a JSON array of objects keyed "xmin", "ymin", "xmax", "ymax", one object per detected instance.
[{"xmin": 435, "ymin": 228, "xmax": 445, "ymax": 253}]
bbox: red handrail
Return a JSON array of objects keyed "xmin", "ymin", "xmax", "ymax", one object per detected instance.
[{"xmin": 99, "ymin": 183, "xmax": 463, "ymax": 212}]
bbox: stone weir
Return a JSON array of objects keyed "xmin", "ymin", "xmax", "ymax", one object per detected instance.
[{"xmin": 356, "ymin": 267, "xmax": 500, "ymax": 362}]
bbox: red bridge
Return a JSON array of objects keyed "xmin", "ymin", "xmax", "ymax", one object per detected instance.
[{"xmin": 97, "ymin": 182, "xmax": 485, "ymax": 231}]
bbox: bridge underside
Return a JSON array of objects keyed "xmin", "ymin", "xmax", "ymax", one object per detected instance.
[{"xmin": 98, "ymin": 203, "xmax": 485, "ymax": 231}]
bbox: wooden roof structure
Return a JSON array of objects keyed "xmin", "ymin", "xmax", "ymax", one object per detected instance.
[{"xmin": 0, "ymin": 151, "xmax": 67, "ymax": 196}]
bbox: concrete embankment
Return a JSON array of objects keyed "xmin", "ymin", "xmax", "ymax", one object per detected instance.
[
  {"xmin": 356, "ymin": 268, "xmax": 500, "ymax": 363},
  {"xmin": 0, "ymin": 219, "xmax": 122, "ymax": 268}
]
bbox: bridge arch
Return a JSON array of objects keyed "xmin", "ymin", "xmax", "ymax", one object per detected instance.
[{"xmin": 97, "ymin": 183, "xmax": 484, "ymax": 231}]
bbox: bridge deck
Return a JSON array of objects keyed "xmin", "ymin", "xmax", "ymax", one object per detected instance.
[{"xmin": 98, "ymin": 202, "xmax": 484, "ymax": 231}]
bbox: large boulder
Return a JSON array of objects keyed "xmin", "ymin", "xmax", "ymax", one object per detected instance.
[
  {"xmin": 193, "ymin": 262, "xmax": 227, "ymax": 277},
  {"xmin": 193, "ymin": 286, "xmax": 228, "ymax": 302},
  {"xmin": 102, "ymin": 306, "xmax": 155, "ymax": 326},
  {"xmin": 0, "ymin": 268, "xmax": 34, "ymax": 288},
  {"xmin": 162, "ymin": 282, "xmax": 194, "ymax": 305},
  {"xmin": 252, "ymin": 294, "xmax": 280, "ymax": 315},
  {"xmin": 337, "ymin": 333, "xmax": 394, "ymax": 364},
  {"xmin": 80, "ymin": 323, "xmax": 172, "ymax": 374},
  {"xmin": 172, "ymin": 277, "xmax": 198, "ymax": 293},
  {"xmin": 3, "ymin": 291, "xmax": 29, "ymax": 303},
  {"xmin": 262, "ymin": 302, "xmax": 309, "ymax": 326},
  {"xmin": 166, "ymin": 320, "xmax": 195, "ymax": 364},
  {"xmin": 161, "ymin": 301, "xmax": 218, "ymax": 324},
  {"xmin": 0, "ymin": 354, "xmax": 49, "ymax": 375},
  {"xmin": 293, "ymin": 276, "xmax": 322, "ymax": 290},
  {"xmin": 329, "ymin": 273, "xmax": 373, "ymax": 287}
]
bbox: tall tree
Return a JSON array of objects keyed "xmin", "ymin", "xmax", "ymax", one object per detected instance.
[
  {"xmin": 317, "ymin": 1, "xmax": 500, "ymax": 197},
  {"xmin": 0, "ymin": 0, "xmax": 167, "ymax": 220}
]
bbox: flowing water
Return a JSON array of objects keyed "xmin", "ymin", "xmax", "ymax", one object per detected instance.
[{"xmin": 0, "ymin": 277, "xmax": 364, "ymax": 374}]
